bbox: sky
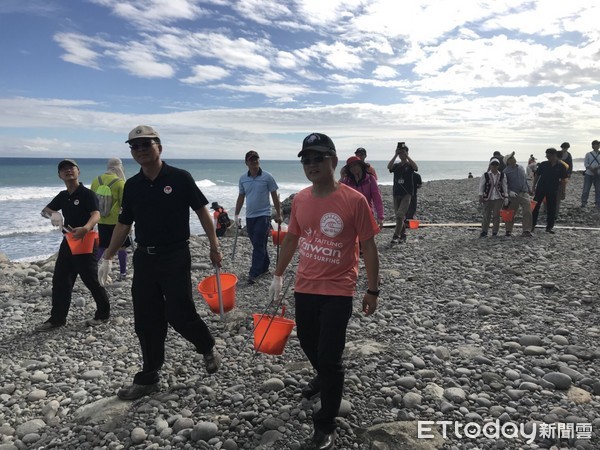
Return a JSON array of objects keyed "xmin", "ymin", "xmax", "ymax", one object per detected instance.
[{"xmin": 0, "ymin": 0, "xmax": 599, "ymax": 161}]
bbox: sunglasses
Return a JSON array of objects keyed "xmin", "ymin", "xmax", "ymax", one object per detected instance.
[
  {"xmin": 129, "ymin": 140, "xmax": 157, "ymax": 151},
  {"xmin": 300, "ymin": 155, "xmax": 332, "ymax": 165}
]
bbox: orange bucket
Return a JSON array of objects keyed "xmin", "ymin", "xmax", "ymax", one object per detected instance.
[
  {"xmin": 65, "ymin": 231, "xmax": 98, "ymax": 255},
  {"xmin": 407, "ymin": 219, "xmax": 420, "ymax": 229},
  {"xmin": 499, "ymin": 209, "xmax": 515, "ymax": 222},
  {"xmin": 253, "ymin": 314, "xmax": 295, "ymax": 355},
  {"xmin": 197, "ymin": 273, "xmax": 238, "ymax": 313},
  {"xmin": 271, "ymin": 229, "xmax": 287, "ymax": 245}
]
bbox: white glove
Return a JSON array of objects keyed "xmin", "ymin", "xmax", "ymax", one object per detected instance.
[
  {"xmin": 50, "ymin": 212, "xmax": 63, "ymax": 228},
  {"xmin": 508, "ymin": 191, "xmax": 517, "ymax": 198},
  {"xmin": 503, "ymin": 198, "xmax": 510, "ymax": 207},
  {"xmin": 98, "ymin": 258, "xmax": 112, "ymax": 286},
  {"xmin": 269, "ymin": 275, "xmax": 283, "ymax": 302}
]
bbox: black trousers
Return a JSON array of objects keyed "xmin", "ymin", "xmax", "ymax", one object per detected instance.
[
  {"xmin": 51, "ymin": 239, "xmax": 110, "ymax": 324},
  {"xmin": 295, "ymin": 292, "xmax": 353, "ymax": 433},
  {"xmin": 406, "ymin": 193, "xmax": 418, "ymax": 220},
  {"xmin": 532, "ymin": 189, "xmax": 558, "ymax": 231},
  {"xmin": 131, "ymin": 245, "xmax": 215, "ymax": 385}
]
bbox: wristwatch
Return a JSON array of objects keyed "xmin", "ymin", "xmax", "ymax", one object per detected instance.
[{"xmin": 366, "ymin": 289, "xmax": 380, "ymax": 296}]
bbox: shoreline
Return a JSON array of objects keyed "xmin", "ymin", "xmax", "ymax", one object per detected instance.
[{"xmin": 0, "ymin": 176, "xmax": 599, "ymax": 448}]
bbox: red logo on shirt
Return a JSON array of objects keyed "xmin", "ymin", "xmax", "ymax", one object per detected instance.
[
  {"xmin": 164, "ymin": 186, "xmax": 173, "ymax": 194},
  {"xmin": 320, "ymin": 213, "xmax": 343, "ymax": 237}
]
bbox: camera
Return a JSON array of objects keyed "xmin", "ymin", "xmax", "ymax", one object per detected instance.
[{"xmin": 397, "ymin": 142, "xmax": 406, "ymax": 149}]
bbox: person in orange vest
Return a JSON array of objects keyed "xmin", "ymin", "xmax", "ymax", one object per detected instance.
[{"xmin": 210, "ymin": 202, "xmax": 231, "ymax": 238}]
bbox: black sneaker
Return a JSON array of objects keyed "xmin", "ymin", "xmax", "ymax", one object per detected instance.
[
  {"xmin": 247, "ymin": 277, "xmax": 256, "ymax": 285},
  {"xmin": 85, "ymin": 318, "xmax": 109, "ymax": 327},
  {"xmin": 301, "ymin": 376, "xmax": 321, "ymax": 399},
  {"xmin": 311, "ymin": 429, "xmax": 337, "ymax": 450},
  {"xmin": 545, "ymin": 229, "xmax": 555, "ymax": 234},
  {"xmin": 35, "ymin": 320, "xmax": 65, "ymax": 332},
  {"xmin": 204, "ymin": 348, "xmax": 222, "ymax": 374},
  {"xmin": 492, "ymin": 231, "xmax": 498, "ymax": 237},
  {"xmin": 505, "ymin": 231, "xmax": 511, "ymax": 237},
  {"xmin": 399, "ymin": 234, "xmax": 407, "ymax": 242},
  {"xmin": 391, "ymin": 235, "xmax": 399, "ymax": 244},
  {"xmin": 479, "ymin": 231, "xmax": 488, "ymax": 238},
  {"xmin": 117, "ymin": 383, "xmax": 159, "ymax": 400}
]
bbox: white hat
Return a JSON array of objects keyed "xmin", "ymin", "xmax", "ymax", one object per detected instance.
[{"xmin": 504, "ymin": 152, "xmax": 515, "ymax": 163}]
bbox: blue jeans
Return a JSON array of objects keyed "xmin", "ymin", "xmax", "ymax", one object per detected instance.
[
  {"xmin": 246, "ymin": 216, "xmax": 271, "ymax": 278},
  {"xmin": 581, "ymin": 174, "xmax": 600, "ymax": 207},
  {"xmin": 295, "ymin": 293, "xmax": 353, "ymax": 433}
]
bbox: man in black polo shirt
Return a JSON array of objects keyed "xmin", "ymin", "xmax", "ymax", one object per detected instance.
[
  {"xmin": 36, "ymin": 159, "xmax": 110, "ymax": 331},
  {"xmin": 99, "ymin": 125, "xmax": 223, "ymax": 400},
  {"xmin": 531, "ymin": 147, "xmax": 568, "ymax": 234}
]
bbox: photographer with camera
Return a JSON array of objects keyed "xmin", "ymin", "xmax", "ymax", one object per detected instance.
[{"xmin": 387, "ymin": 142, "xmax": 419, "ymax": 244}]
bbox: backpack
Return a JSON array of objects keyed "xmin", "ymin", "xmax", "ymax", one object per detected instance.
[
  {"xmin": 217, "ymin": 208, "xmax": 232, "ymax": 228},
  {"xmin": 95, "ymin": 176, "xmax": 119, "ymax": 217}
]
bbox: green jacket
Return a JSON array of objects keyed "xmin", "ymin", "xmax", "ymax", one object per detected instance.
[{"xmin": 90, "ymin": 173, "xmax": 125, "ymax": 225}]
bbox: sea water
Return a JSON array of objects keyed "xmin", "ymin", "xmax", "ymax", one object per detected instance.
[{"xmin": 1, "ymin": 157, "xmax": 580, "ymax": 261}]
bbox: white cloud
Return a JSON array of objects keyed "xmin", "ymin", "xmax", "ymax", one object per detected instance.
[
  {"xmin": 91, "ymin": 0, "xmax": 206, "ymax": 24},
  {"xmin": 54, "ymin": 33, "xmax": 102, "ymax": 69},
  {"xmin": 372, "ymin": 65, "xmax": 397, "ymax": 79},
  {"xmin": 113, "ymin": 42, "xmax": 175, "ymax": 78},
  {"xmin": 3, "ymin": 0, "xmax": 600, "ymax": 161},
  {"xmin": 181, "ymin": 65, "xmax": 230, "ymax": 83}
]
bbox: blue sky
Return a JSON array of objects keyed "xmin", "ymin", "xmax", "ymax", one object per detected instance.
[{"xmin": 1, "ymin": 0, "xmax": 599, "ymax": 161}]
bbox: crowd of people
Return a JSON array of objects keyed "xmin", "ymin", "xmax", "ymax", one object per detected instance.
[
  {"xmin": 477, "ymin": 139, "xmax": 600, "ymax": 237},
  {"xmin": 36, "ymin": 127, "xmax": 386, "ymax": 450},
  {"xmin": 35, "ymin": 129, "xmax": 600, "ymax": 449}
]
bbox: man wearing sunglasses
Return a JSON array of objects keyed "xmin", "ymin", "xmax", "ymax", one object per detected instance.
[
  {"xmin": 234, "ymin": 150, "xmax": 282, "ymax": 285},
  {"xmin": 36, "ymin": 159, "xmax": 110, "ymax": 331},
  {"xmin": 269, "ymin": 133, "xmax": 380, "ymax": 450},
  {"xmin": 98, "ymin": 125, "xmax": 223, "ymax": 400}
]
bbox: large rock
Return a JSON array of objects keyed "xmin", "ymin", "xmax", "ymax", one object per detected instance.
[
  {"xmin": 357, "ymin": 421, "xmax": 444, "ymax": 450},
  {"xmin": 73, "ymin": 397, "xmax": 131, "ymax": 432}
]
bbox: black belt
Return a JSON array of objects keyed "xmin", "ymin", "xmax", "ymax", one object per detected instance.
[{"xmin": 136, "ymin": 241, "xmax": 188, "ymax": 255}]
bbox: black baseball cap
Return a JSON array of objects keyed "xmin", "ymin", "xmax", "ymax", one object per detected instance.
[
  {"xmin": 57, "ymin": 159, "xmax": 79, "ymax": 171},
  {"xmin": 298, "ymin": 133, "xmax": 337, "ymax": 157}
]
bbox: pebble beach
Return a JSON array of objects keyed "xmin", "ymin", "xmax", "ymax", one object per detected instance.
[{"xmin": 1, "ymin": 175, "xmax": 599, "ymax": 450}]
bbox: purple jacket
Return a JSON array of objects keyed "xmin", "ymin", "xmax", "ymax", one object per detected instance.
[{"xmin": 341, "ymin": 173, "xmax": 384, "ymax": 221}]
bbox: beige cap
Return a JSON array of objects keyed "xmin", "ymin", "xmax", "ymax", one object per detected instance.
[{"xmin": 126, "ymin": 125, "xmax": 160, "ymax": 143}]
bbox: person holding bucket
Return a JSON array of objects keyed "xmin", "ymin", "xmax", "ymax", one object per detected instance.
[
  {"xmin": 531, "ymin": 147, "xmax": 567, "ymax": 234},
  {"xmin": 270, "ymin": 133, "xmax": 380, "ymax": 450},
  {"xmin": 36, "ymin": 159, "xmax": 110, "ymax": 331},
  {"xmin": 502, "ymin": 152, "xmax": 533, "ymax": 237},
  {"xmin": 234, "ymin": 150, "xmax": 282, "ymax": 285},
  {"xmin": 98, "ymin": 125, "xmax": 223, "ymax": 401}
]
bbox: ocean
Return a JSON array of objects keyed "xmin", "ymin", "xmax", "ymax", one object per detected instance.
[{"xmin": 0, "ymin": 157, "xmax": 583, "ymax": 262}]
